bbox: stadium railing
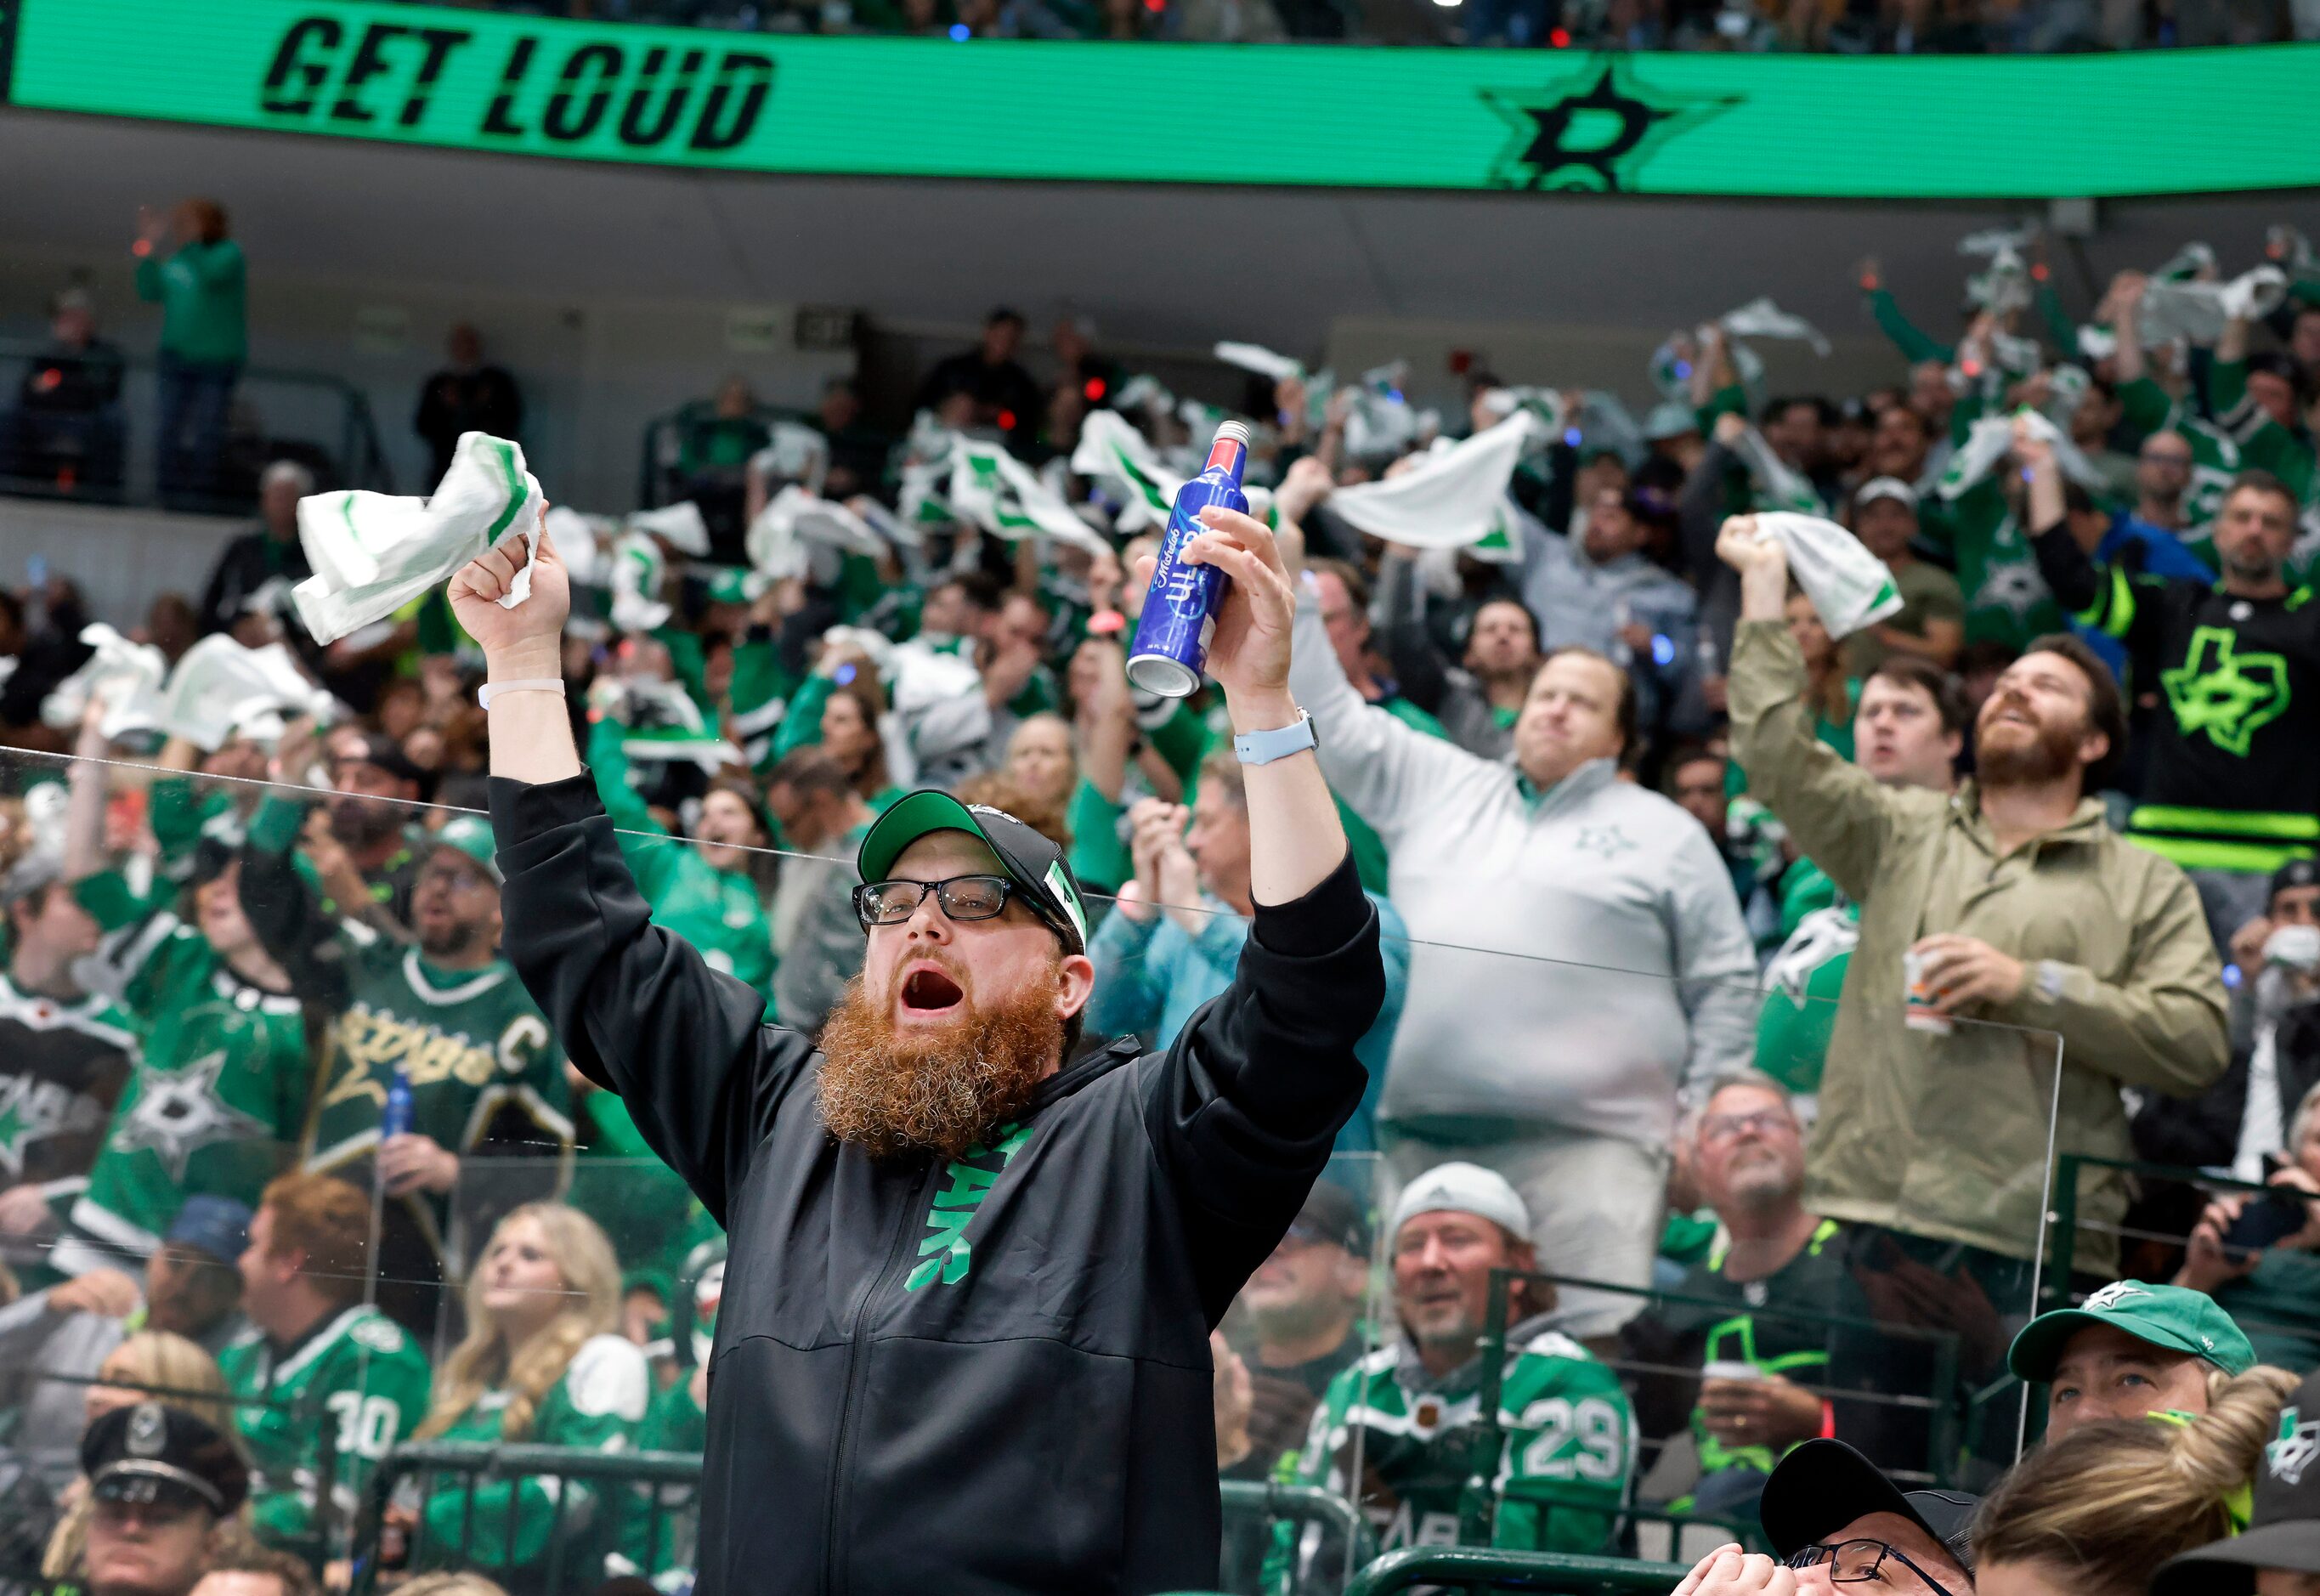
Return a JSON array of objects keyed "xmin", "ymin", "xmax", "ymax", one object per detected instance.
[
  {"xmin": 1341, "ymin": 1545, "xmax": 1691, "ymax": 1596},
  {"xmin": 352, "ymin": 1440, "xmax": 1377, "ymax": 1592},
  {"xmin": 0, "ymin": 337, "xmax": 393, "ymax": 512}
]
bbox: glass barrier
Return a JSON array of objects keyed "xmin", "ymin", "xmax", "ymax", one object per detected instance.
[
  {"xmin": 0, "ymin": 337, "xmax": 393, "ymax": 514},
  {"xmin": 0, "ymin": 739, "xmax": 2113, "ymax": 1595}
]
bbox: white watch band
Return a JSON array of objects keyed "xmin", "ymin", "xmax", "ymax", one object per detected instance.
[
  {"xmin": 1233, "ymin": 710, "xmax": 1318, "ymax": 767},
  {"xmin": 478, "ymin": 678, "xmax": 566, "ymax": 710}
]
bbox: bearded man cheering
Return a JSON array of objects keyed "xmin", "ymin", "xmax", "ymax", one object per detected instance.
[{"xmin": 449, "ymin": 501, "xmax": 1382, "ymax": 1596}]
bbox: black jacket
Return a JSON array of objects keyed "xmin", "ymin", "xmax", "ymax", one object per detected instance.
[{"xmin": 490, "ymin": 774, "xmax": 1384, "ymax": 1596}]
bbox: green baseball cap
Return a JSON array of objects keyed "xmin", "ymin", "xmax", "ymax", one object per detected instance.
[
  {"xmin": 855, "ymin": 790, "xmax": 1088, "ymax": 954},
  {"xmin": 430, "ymin": 814, "xmax": 504, "ymax": 886},
  {"xmin": 2006, "ymin": 1280, "xmax": 2255, "ymax": 1384}
]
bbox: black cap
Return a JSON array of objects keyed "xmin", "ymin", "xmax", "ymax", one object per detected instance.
[
  {"xmin": 334, "ymin": 731, "xmax": 423, "ymax": 789},
  {"xmin": 1761, "ymin": 1439, "xmax": 1978, "ymax": 1573},
  {"xmin": 82, "ymin": 1402, "xmax": 249, "ymax": 1518},
  {"xmin": 2153, "ymin": 1370, "xmax": 2320, "ymax": 1593},
  {"xmin": 2273, "ymin": 858, "xmax": 2320, "ymax": 905},
  {"xmin": 1289, "ymin": 1181, "xmax": 1372, "ymax": 1258},
  {"xmin": 855, "ymin": 790, "xmax": 1089, "ymax": 954}
]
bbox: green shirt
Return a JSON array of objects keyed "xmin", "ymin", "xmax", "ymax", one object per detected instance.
[
  {"xmin": 218, "ymin": 1305, "xmax": 433, "ymax": 1555},
  {"xmin": 1287, "ymin": 1327, "xmax": 1632, "ymax": 1561},
  {"xmin": 1921, "ymin": 478, "xmax": 2064, "ymax": 651},
  {"xmin": 2118, "ymin": 375, "xmax": 2244, "ymax": 535},
  {"xmin": 417, "ymin": 1333, "xmax": 652, "ymax": 1580},
  {"xmin": 586, "ymin": 717, "xmax": 775, "ymax": 999},
  {"xmin": 71, "ymin": 871, "xmax": 308, "ymax": 1254},
  {"xmin": 134, "ymin": 239, "xmax": 247, "ymax": 365}
]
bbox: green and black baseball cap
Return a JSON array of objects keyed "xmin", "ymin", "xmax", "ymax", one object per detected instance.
[
  {"xmin": 428, "ymin": 814, "xmax": 505, "ymax": 886},
  {"xmin": 2006, "ymin": 1280, "xmax": 2255, "ymax": 1384},
  {"xmin": 855, "ymin": 790, "xmax": 1089, "ymax": 954}
]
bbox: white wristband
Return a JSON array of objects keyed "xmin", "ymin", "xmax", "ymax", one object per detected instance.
[{"xmin": 478, "ymin": 678, "xmax": 566, "ymax": 710}]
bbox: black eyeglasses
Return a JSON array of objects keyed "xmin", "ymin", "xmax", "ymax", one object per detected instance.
[
  {"xmin": 1787, "ymin": 1539, "xmax": 1956, "ymax": 1594},
  {"xmin": 852, "ymin": 874, "xmax": 1016, "ymax": 931}
]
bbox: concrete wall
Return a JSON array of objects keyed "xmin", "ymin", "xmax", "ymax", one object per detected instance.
[
  {"xmin": 0, "ymin": 497, "xmax": 247, "ymax": 629},
  {"xmin": 0, "ymin": 246, "xmax": 856, "ymax": 514}
]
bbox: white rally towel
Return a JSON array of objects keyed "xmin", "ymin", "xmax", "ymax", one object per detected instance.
[
  {"xmin": 946, "ymin": 438, "xmax": 1110, "ymax": 557},
  {"xmin": 2136, "ymin": 265, "xmax": 2290, "ymax": 348},
  {"xmin": 1323, "ymin": 411, "xmax": 1539, "ymax": 549},
  {"xmin": 1717, "ymin": 297, "xmax": 1831, "ymax": 358},
  {"xmin": 1937, "ymin": 407, "xmax": 2109, "ymax": 501},
  {"xmin": 1213, "ymin": 341, "xmax": 1306, "ymax": 382},
  {"xmin": 747, "ymin": 423, "xmax": 831, "ymax": 497},
  {"xmin": 42, "ymin": 625, "xmax": 169, "ymax": 739},
  {"xmin": 608, "ymin": 529, "xmax": 671, "ymax": 633},
  {"xmin": 158, "ymin": 634, "xmax": 337, "ymax": 751},
  {"xmin": 292, "ymin": 432, "xmax": 540, "ymax": 646},
  {"xmin": 1730, "ymin": 424, "xmax": 1825, "ymax": 515},
  {"xmin": 1749, "ymin": 514, "xmax": 1903, "ymax": 640},
  {"xmin": 1070, "ymin": 410, "xmax": 1185, "ymax": 533},
  {"xmin": 745, "ymin": 486, "xmax": 888, "ymax": 586},
  {"xmin": 629, "ymin": 501, "xmax": 712, "ymax": 557}
]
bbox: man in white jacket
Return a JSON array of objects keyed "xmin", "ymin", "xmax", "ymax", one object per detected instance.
[{"xmin": 1285, "ymin": 540, "xmax": 1759, "ymax": 1339}]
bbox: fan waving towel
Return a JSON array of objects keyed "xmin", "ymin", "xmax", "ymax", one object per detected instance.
[
  {"xmin": 1750, "ymin": 513, "xmax": 1903, "ymax": 639},
  {"xmin": 291, "ymin": 432, "xmax": 542, "ymax": 646},
  {"xmin": 1323, "ymin": 412, "xmax": 1539, "ymax": 549}
]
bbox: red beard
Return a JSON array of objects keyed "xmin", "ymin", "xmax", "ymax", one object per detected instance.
[{"xmin": 814, "ymin": 957, "xmax": 1063, "ymax": 1162}]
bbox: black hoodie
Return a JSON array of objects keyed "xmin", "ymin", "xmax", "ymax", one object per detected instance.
[{"xmin": 489, "ymin": 773, "xmax": 1384, "ymax": 1595}]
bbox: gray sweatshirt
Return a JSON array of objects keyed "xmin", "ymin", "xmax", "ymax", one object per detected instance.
[{"xmin": 1289, "ymin": 597, "xmax": 1760, "ymax": 1149}]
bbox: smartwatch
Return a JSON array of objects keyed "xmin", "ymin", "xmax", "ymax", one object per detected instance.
[{"xmin": 1233, "ymin": 710, "xmax": 1319, "ymax": 767}]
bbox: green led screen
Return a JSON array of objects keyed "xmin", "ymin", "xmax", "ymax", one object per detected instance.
[{"xmin": 6, "ymin": 0, "xmax": 2318, "ymax": 197}]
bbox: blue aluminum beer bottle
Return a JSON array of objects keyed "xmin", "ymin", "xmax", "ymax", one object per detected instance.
[
  {"xmin": 1126, "ymin": 420, "xmax": 1251, "ymax": 698},
  {"xmin": 382, "ymin": 1067, "xmax": 416, "ymax": 1141}
]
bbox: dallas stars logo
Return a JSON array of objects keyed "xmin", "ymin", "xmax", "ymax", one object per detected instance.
[
  {"xmin": 0, "ymin": 1077, "xmax": 69, "ymax": 1181},
  {"xmin": 1572, "ymin": 825, "xmax": 1635, "ymax": 862},
  {"xmin": 110, "ymin": 1051, "xmax": 268, "ymax": 1181},
  {"xmin": 1481, "ymin": 58, "xmax": 1738, "ymax": 194},
  {"xmin": 2161, "ymin": 626, "xmax": 2289, "ymax": 758}
]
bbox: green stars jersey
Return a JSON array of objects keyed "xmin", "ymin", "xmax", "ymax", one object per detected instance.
[
  {"xmin": 2118, "ymin": 375, "xmax": 2244, "ymax": 535},
  {"xmin": 218, "ymin": 1305, "xmax": 433, "ymax": 1556},
  {"xmin": 65, "ymin": 872, "xmax": 308, "ymax": 1263},
  {"xmin": 303, "ymin": 944, "xmax": 573, "ymax": 1237},
  {"xmin": 238, "ymin": 795, "xmax": 574, "ymax": 1274},
  {"xmin": 1754, "ymin": 894, "xmax": 1857, "ymax": 1099},
  {"xmin": 1288, "ymin": 1325, "xmax": 1633, "ymax": 1561},
  {"xmin": 416, "ymin": 1333, "xmax": 651, "ymax": 1582},
  {"xmin": 0, "ymin": 972, "xmax": 135, "ymax": 1256},
  {"xmin": 1920, "ymin": 478, "xmax": 2063, "ymax": 652}
]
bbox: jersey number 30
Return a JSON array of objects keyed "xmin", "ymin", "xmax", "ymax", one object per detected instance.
[{"xmin": 327, "ymin": 1391, "xmax": 403, "ymax": 1461}]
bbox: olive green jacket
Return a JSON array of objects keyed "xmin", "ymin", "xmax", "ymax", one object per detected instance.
[{"xmin": 1730, "ymin": 619, "xmax": 2227, "ymax": 1269}]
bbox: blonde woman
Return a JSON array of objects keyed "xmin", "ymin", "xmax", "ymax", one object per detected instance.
[
  {"xmin": 46, "ymin": 1333, "xmax": 238, "ymax": 1581},
  {"xmin": 411, "ymin": 1203, "xmax": 648, "ymax": 1588},
  {"xmin": 1969, "ymin": 1365, "xmax": 2300, "ymax": 1596}
]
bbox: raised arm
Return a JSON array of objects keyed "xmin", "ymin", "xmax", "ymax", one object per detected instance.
[
  {"xmin": 1717, "ymin": 520, "xmax": 1898, "ymax": 903},
  {"xmin": 453, "ymin": 521, "xmax": 799, "ymax": 1224},
  {"xmin": 1138, "ymin": 507, "xmax": 1384, "ymax": 1321}
]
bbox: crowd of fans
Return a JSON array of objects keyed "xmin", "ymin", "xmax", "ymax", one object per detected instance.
[
  {"xmin": 8, "ymin": 201, "xmax": 2320, "ymax": 1594},
  {"xmin": 406, "ymin": 0, "xmax": 2320, "ymax": 48}
]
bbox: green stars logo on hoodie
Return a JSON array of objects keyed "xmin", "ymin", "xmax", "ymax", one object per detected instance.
[
  {"xmin": 2161, "ymin": 626, "xmax": 2290, "ymax": 757},
  {"xmin": 904, "ymin": 1121, "xmax": 1033, "ymax": 1291}
]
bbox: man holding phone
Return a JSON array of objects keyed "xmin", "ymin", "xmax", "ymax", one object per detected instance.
[{"xmin": 2176, "ymin": 1082, "xmax": 2320, "ymax": 1371}]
